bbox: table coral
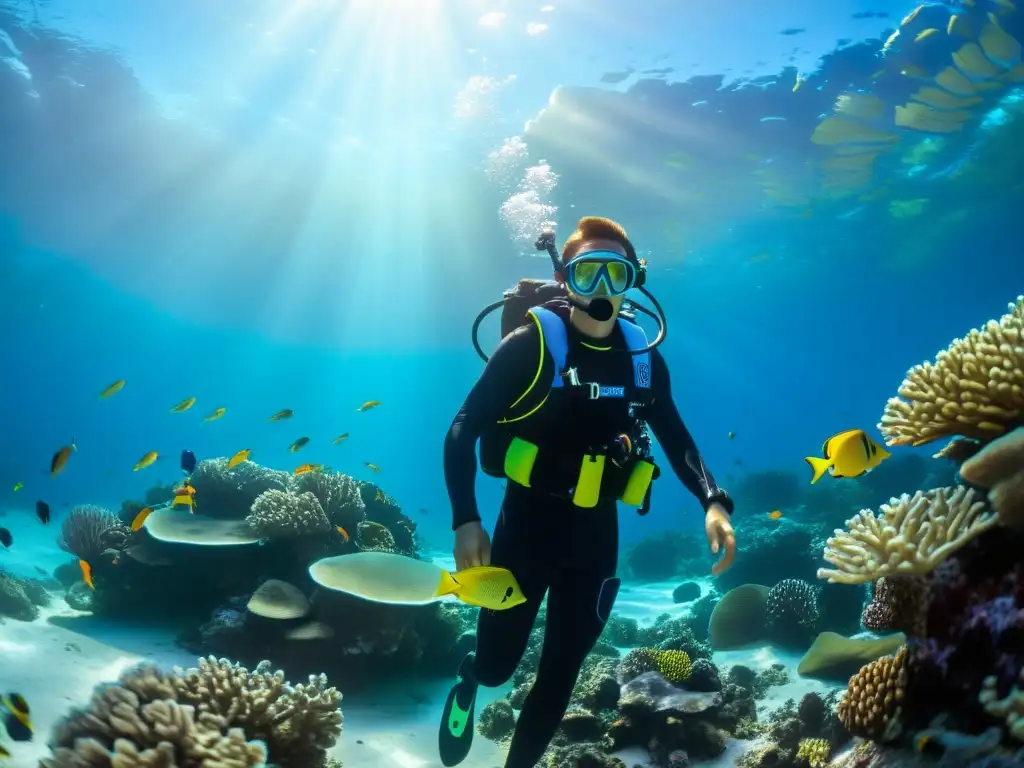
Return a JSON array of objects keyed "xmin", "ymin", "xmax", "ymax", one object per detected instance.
[
  {"xmin": 878, "ymin": 295, "xmax": 1024, "ymax": 447},
  {"xmin": 817, "ymin": 486, "xmax": 998, "ymax": 584}
]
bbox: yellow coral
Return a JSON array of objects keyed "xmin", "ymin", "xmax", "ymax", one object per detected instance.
[
  {"xmin": 796, "ymin": 737, "xmax": 831, "ymax": 768},
  {"xmin": 656, "ymin": 650, "xmax": 692, "ymax": 684},
  {"xmin": 979, "ymin": 669, "xmax": 1024, "ymax": 741},
  {"xmin": 837, "ymin": 645, "xmax": 908, "ymax": 741},
  {"xmin": 817, "ymin": 486, "xmax": 998, "ymax": 584},
  {"xmin": 878, "ymin": 295, "xmax": 1024, "ymax": 447}
]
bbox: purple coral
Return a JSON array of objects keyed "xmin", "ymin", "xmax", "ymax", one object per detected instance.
[{"xmin": 57, "ymin": 504, "xmax": 119, "ymax": 562}]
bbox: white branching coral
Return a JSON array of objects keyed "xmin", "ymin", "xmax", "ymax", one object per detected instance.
[
  {"xmin": 816, "ymin": 486, "xmax": 998, "ymax": 584},
  {"xmin": 878, "ymin": 295, "xmax": 1024, "ymax": 447},
  {"xmin": 980, "ymin": 669, "xmax": 1024, "ymax": 742}
]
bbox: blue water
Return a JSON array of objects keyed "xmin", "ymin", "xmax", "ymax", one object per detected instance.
[{"xmin": 1, "ymin": 0, "xmax": 1023, "ymax": 765}]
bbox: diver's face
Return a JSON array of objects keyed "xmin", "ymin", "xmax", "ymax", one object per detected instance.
[{"xmin": 562, "ymin": 238, "xmax": 627, "ymax": 313}]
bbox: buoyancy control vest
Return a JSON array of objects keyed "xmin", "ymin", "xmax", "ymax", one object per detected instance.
[{"xmin": 479, "ymin": 289, "xmax": 661, "ymax": 512}]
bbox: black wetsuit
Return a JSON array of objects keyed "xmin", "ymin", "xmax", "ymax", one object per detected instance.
[{"xmin": 443, "ymin": 317, "xmax": 731, "ymax": 768}]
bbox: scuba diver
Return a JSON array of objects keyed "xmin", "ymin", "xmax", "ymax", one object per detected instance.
[{"xmin": 439, "ymin": 216, "xmax": 737, "ymax": 768}]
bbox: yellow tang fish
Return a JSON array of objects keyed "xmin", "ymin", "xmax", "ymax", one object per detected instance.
[
  {"xmin": 308, "ymin": 551, "xmax": 527, "ymax": 611},
  {"xmin": 203, "ymin": 407, "xmax": 226, "ymax": 422},
  {"xmin": 267, "ymin": 409, "xmax": 294, "ymax": 421},
  {"xmin": 133, "ymin": 451, "xmax": 159, "ymax": 471},
  {"xmin": 804, "ymin": 429, "xmax": 892, "ymax": 484},
  {"xmin": 12, "ymin": 481, "xmax": 23, "ymax": 492},
  {"xmin": 289, "ymin": 437, "xmax": 310, "ymax": 452},
  {"xmin": 364, "ymin": 462, "xmax": 381, "ymax": 473},
  {"xmin": 332, "ymin": 433, "xmax": 350, "ymax": 445},
  {"xmin": 170, "ymin": 397, "xmax": 197, "ymax": 413},
  {"xmin": 98, "ymin": 379, "xmax": 125, "ymax": 398},
  {"xmin": 914, "ymin": 28, "xmax": 939, "ymax": 42},
  {"xmin": 50, "ymin": 439, "xmax": 77, "ymax": 477},
  {"xmin": 227, "ymin": 449, "xmax": 251, "ymax": 469},
  {"xmin": 294, "ymin": 463, "xmax": 323, "ymax": 476},
  {"xmin": 357, "ymin": 400, "xmax": 382, "ymax": 412},
  {"xmin": 130, "ymin": 506, "xmax": 153, "ymax": 532}
]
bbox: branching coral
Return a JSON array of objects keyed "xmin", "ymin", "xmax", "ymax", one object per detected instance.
[
  {"xmin": 58, "ymin": 504, "xmax": 121, "ymax": 562},
  {"xmin": 836, "ymin": 645, "xmax": 908, "ymax": 741},
  {"xmin": 861, "ymin": 576, "xmax": 928, "ymax": 636},
  {"xmin": 40, "ymin": 663, "xmax": 267, "ymax": 767},
  {"xmin": 246, "ymin": 490, "xmax": 331, "ymax": 538},
  {"xmin": 961, "ymin": 426, "xmax": 1024, "ymax": 528},
  {"xmin": 795, "ymin": 737, "xmax": 831, "ymax": 767},
  {"xmin": 878, "ymin": 295, "xmax": 1024, "ymax": 447},
  {"xmin": 817, "ymin": 486, "xmax": 998, "ymax": 584},
  {"xmin": 169, "ymin": 655, "xmax": 343, "ymax": 767},
  {"xmin": 980, "ymin": 669, "xmax": 1024, "ymax": 742},
  {"xmin": 293, "ymin": 470, "xmax": 366, "ymax": 531}
]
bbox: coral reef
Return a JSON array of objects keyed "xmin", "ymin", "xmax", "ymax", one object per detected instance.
[
  {"xmin": 58, "ymin": 504, "xmax": 124, "ymax": 562},
  {"xmin": 0, "ymin": 569, "xmax": 43, "ymax": 621},
  {"xmin": 40, "ymin": 656, "xmax": 341, "ymax": 768},
  {"xmin": 817, "ymin": 486, "xmax": 998, "ymax": 584},
  {"xmin": 861, "ymin": 576, "xmax": 928, "ymax": 636},
  {"xmin": 836, "ymin": 645, "xmax": 908, "ymax": 741},
  {"xmin": 189, "ymin": 458, "xmax": 291, "ymax": 520},
  {"xmin": 715, "ymin": 517, "xmax": 821, "ymax": 590},
  {"xmin": 766, "ymin": 578, "xmax": 820, "ymax": 648},
  {"xmin": 478, "ymin": 699, "xmax": 517, "ymax": 742},
  {"xmin": 293, "ymin": 469, "xmax": 366, "ymax": 532},
  {"xmin": 878, "ymin": 295, "xmax": 1024, "ymax": 447},
  {"xmin": 672, "ymin": 581, "xmax": 701, "ymax": 603},
  {"xmin": 247, "ymin": 489, "xmax": 331, "ymax": 538}
]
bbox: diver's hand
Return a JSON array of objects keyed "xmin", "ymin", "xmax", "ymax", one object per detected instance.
[
  {"xmin": 705, "ymin": 502, "xmax": 736, "ymax": 576},
  {"xmin": 454, "ymin": 521, "xmax": 492, "ymax": 571}
]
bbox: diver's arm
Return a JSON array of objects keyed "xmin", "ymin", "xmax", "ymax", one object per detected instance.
[
  {"xmin": 645, "ymin": 349, "xmax": 734, "ymax": 514},
  {"xmin": 444, "ymin": 325, "xmax": 543, "ymax": 530}
]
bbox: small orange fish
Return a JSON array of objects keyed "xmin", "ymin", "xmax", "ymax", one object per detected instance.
[
  {"xmin": 130, "ymin": 506, "xmax": 153, "ymax": 532},
  {"xmin": 294, "ymin": 463, "xmax": 324, "ymax": 476},
  {"xmin": 332, "ymin": 433, "xmax": 350, "ymax": 445},
  {"xmin": 79, "ymin": 559, "xmax": 94, "ymax": 590},
  {"xmin": 203, "ymin": 407, "xmax": 226, "ymax": 422},
  {"xmin": 357, "ymin": 400, "xmax": 382, "ymax": 412},
  {"xmin": 336, "ymin": 526, "xmax": 349, "ymax": 542},
  {"xmin": 768, "ymin": 509, "xmax": 783, "ymax": 520},
  {"xmin": 227, "ymin": 449, "xmax": 251, "ymax": 469},
  {"xmin": 99, "ymin": 379, "xmax": 125, "ymax": 398},
  {"xmin": 170, "ymin": 397, "xmax": 197, "ymax": 413},
  {"xmin": 133, "ymin": 451, "xmax": 159, "ymax": 471},
  {"xmin": 50, "ymin": 439, "xmax": 77, "ymax": 477},
  {"xmin": 364, "ymin": 462, "xmax": 381, "ymax": 473}
]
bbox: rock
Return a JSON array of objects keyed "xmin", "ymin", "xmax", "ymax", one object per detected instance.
[
  {"xmin": 796, "ymin": 631, "xmax": 906, "ymax": 681},
  {"xmin": 478, "ymin": 699, "xmax": 516, "ymax": 742},
  {"xmin": 685, "ymin": 659, "xmax": 721, "ymax": 692},
  {"xmin": 455, "ymin": 631, "xmax": 477, "ymax": 656},
  {"xmin": 708, "ymin": 584, "xmax": 770, "ymax": 650},
  {"xmin": 20, "ymin": 579, "xmax": 52, "ymax": 607},
  {"xmin": 672, "ymin": 582, "xmax": 702, "ymax": 604},
  {"xmin": 559, "ymin": 709, "xmax": 604, "ymax": 743},
  {"xmin": 65, "ymin": 582, "xmax": 94, "ymax": 612},
  {"xmin": 0, "ymin": 573, "xmax": 39, "ymax": 621},
  {"xmin": 620, "ymin": 672, "xmax": 723, "ymax": 715},
  {"xmin": 54, "ymin": 560, "xmax": 82, "ymax": 589}
]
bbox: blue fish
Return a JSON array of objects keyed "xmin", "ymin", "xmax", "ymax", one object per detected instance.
[{"xmin": 180, "ymin": 450, "xmax": 197, "ymax": 476}]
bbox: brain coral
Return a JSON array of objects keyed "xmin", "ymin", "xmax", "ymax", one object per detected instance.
[{"xmin": 247, "ymin": 489, "xmax": 331, "ymax": 538}]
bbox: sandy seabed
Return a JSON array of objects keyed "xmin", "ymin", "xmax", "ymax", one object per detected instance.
[{"xmin": 1, "ymin": 539, "xmax": 839, "ymax": 767}]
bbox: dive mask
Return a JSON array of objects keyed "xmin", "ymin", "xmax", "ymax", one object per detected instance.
[{"xmin": 564, "ymin": 250, "xmax": 639, "ymax": 297}]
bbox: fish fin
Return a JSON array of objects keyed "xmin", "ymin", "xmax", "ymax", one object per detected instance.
[
  {"xmin": 435, "ymin": 569, "xmax": 462, "ymax": 598},
  {"xmin": 821, "ymin": 429, "xmax": 860, "ymax": 457},
  {"xmin": 804, "ymin": 456, "xmax": 832, "ymax": 484}
]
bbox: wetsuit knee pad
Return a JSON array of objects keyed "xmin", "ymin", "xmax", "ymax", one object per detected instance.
[{"xmin": 596, "ymin": 577, "xmax": 620, "ymax": 624}]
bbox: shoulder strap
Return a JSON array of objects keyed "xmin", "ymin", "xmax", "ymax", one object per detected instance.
[
  {"xmin": 617, "ymin": 319, "xmax": 652, "ymax": 390},
  {"xmin": 529, "ymin": 306, "xmax": 569, "ymax": 389}
]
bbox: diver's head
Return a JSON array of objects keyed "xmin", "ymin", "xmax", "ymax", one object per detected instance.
[{"xmin": 555, "ymin": 216, "xmax": 645, "ymax": 330}]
